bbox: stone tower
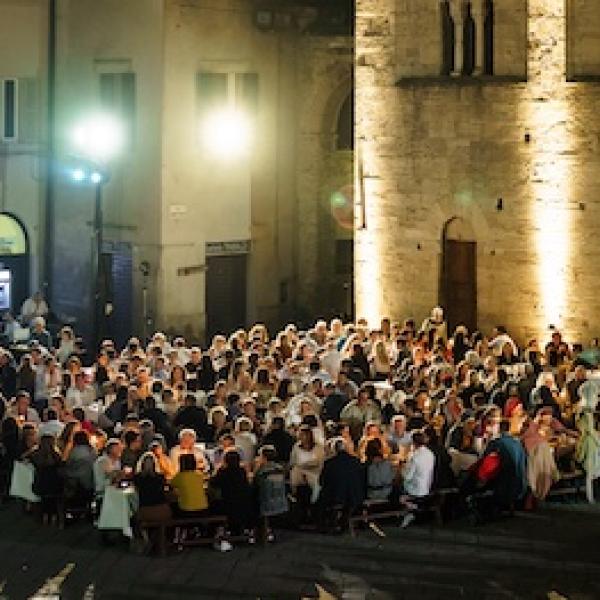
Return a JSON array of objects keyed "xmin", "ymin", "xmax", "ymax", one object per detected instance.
[{"xmin": 355, "ymin": 0, "xmax": 600, "ymax": 343}]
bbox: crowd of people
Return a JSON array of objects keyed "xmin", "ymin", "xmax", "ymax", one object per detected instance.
[{"xmin": 0, "ymin": 306, "xmax": 599, "ymax": 553}]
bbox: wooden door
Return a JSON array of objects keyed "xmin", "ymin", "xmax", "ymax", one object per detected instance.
[
  {"xmin": 206, "ymin": 254, "xmax": 247, "ymax": 341},
  {"xmin": 442, "ymin": 239, "xmax": 477, "ymax": 333}
]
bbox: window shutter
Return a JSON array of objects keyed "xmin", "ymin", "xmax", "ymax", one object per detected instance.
[
  {"xmin": 18, "ymin": 77, "xmax": 39, "ymax": 144},
  {"xmin": 196, "ymin": 72, "xmax": 228, "ymax": 123},
  {"xmin": 235, "ymin": 72, "xmax": 259, "ymax": 116}
]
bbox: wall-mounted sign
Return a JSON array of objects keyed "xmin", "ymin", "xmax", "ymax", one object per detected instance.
[{"xmin": 206, "ymin": 240, "xmax": 250, "ymax": 256}]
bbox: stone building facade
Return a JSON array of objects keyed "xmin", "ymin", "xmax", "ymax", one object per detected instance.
[
  {"xmin": 356, "ymin": 0, "xmax": 600, "ymax": 344},
  {"xmin": 0, "ymin": 0, "xmax": 353, "ymax": 344}
]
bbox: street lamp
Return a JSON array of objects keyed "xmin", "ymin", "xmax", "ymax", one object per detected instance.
[{"xmin": 69, "ymin": 113, "xmax": 124, "ymax": 354}]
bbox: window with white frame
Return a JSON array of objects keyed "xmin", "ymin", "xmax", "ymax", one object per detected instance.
[{"xmin": 196, "ymin": 71, "xmax": 259, "ymax": 122}]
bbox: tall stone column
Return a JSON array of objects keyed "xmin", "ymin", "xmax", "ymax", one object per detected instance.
[
  {"xmin": 450, "ymin": 0, "xmax": 464, "ymax": 76},
  {"xmin": 471, "ymin": 0, "xmax": 486, "ymax": 75}
]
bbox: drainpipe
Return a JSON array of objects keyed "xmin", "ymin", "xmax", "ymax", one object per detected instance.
[{"xmin": 44, "ymin": 0, "xmax": 56, "ymax": 300}]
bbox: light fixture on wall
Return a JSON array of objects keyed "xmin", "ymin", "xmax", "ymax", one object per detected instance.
[{"xmin": 199, "ymin": 108, "xmax": 253, "ymax": 160}]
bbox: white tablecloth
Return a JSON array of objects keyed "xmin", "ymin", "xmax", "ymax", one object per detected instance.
[
  {"xmin": 9, "ymin": 461, "xmax": 40, "ymax": 503},
  {"xmin": 97, "ymin": 486, "xmax": 139, "ymax": 537}
]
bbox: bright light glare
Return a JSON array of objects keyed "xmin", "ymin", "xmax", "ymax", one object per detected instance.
[
  {"xmin": 71, "ymin": 114, "xmax": 125, "ymax": 161},
  {"xmin": 71, "ymin": 168, "xmax": 86, "ymax": 182},
  {"xmin": 90, "ymin": 172, "xmax": 103, "ymax": 184},
  {"xmin": 200, "ymin": 109, "xmax": 252, "ymax": 159},
  {"xmin": 527, "ymin": 0, "xmax": 570, "ymax": 335}
]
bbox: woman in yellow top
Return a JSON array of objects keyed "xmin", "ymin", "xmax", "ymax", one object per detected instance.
[{"xmin": 170, "ymin": 454, "xmax": 209, "ymax": 515}]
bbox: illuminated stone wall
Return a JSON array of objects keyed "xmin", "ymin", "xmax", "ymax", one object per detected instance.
[{"xmin": 356, "ymin": 0, "xmax": 600, "ymax": 343}]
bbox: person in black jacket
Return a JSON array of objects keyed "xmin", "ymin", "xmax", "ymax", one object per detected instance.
[
  {"xmin": 0, "ymin": 351, "xmax": 17, "ymax": 400},
  {"xmin": 173, "ymin": 394, "xmax": 209, "ymax": 441},
  {"xmin": 210, "ymin": 450, "xmax": 254, "ymax": 536},
  {"xmin": 321, "ymin": 382, "xmax": 348, "ymax": 423},
  {"xmin": 319, "ymin": 438, "xmax": 365, "ymax": 512},
  {"xmin": 262, "ymin": 417, "xmax": 295, "ymax": 465},
  {"xmin": 141, "ymin": 396, "xmax": 175, "ymax": 448}
]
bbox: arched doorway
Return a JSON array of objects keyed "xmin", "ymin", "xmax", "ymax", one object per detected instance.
[
  {"xmin": 441, "ymin": 217, "xmax": 477, "ymax": 333},
  {"xmin": 0, "ymin": 213, "xmax": 30, "ymax": 314}
]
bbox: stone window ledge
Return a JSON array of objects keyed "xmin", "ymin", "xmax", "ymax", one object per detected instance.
[{"xmin": 395, "ymin": 75, "xmax": 527, "ymax": 87}]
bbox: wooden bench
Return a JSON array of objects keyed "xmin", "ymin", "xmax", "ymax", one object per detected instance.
[
  {"xmin": 139, "ymin": 515, "xmax": 228, "ymax": 556},
  {"xmin": 547, "ymin": 470, "xmax": 586, "ymax": 500},
  {"xmin": 349, "ymin": 487, "xmax": 460, "ymax": 537},
  {"xmin": 349, "ymin": 499, "xmax": 404, "ymax": 537},
  {"xmin": 417, "ymin": 487, "xmax": 460, "ymax": 525}
]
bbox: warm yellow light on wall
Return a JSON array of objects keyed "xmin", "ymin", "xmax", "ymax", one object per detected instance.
[
  {"xmin": 355, "ymin": 145, "xmax": 383, "ymax": 327},
  {"xmin": 527, "ymin": 0, "xmax": 570, "ymax": 334}
]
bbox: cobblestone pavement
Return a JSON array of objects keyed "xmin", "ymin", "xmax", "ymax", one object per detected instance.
[{"xmin": 0, "ymin": 501, "xmax": 599, "ymax": 600}]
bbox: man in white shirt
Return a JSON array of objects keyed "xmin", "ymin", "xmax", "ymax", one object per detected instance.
[
  {"xmin": 400, "ymin": 431, "xmax": 436, "ymax": 528},
  {"xmin": 320, "ymin": 342, "xmax": 342, "ymax": 380},
  {"xmin": 66, "ymin": 372, "xmax": 96, "ymax": 410},
  {"xmin": 39, "ymin": 408, "xmax": 64, "ymax": 438}
]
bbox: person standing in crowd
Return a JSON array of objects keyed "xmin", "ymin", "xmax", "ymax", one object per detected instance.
[{"xmin": 20, "ymin": 292, "xmax": 49, "ymax": 326}]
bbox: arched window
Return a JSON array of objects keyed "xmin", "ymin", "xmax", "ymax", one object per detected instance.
[
  {"xmin": 484, "ymin": 0, "xmax": 494, "ymax": 75},
  {"xmin": 463, "ymin": 3, "xmax": 476, "ymax": 76},
  {"xmin": 441, "ymin": 1, "xmax": 455, "ymax": 76},
  {"xmin": 0, "ymin": 213, "xmax": 27, "ymax": 255},
  {"xmin": 336, "ymin": 93, "xmax": 353, "ymax": 151}
]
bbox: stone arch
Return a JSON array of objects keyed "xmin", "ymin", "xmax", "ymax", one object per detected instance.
[
  {"xmin": 0, "ymin": 212, "xmax": 31, "ymax": 312},
  {"xmin": 443, "ymin": 215, "xmax": 477, "ymax": 242},
  {"xmin": 320, "ymin": 76, "xmax": 353, "ymax": 152},
  {"xmin": 295, "ymin": 56, "xmax": 352, "ymax": 319}
]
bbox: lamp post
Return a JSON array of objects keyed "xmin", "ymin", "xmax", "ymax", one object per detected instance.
[{"xmin": 69, "ymin": 114, "xmax": 124, "ymax": 355}]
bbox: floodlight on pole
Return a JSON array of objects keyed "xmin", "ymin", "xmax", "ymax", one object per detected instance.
[
  {"xmin": 71, "ymin": 113, "xmax": 125, "ymax": 162},
  {"xmin": 71, "ymin": 168, "xmax": 86, "ymax": 182},
  {"xmin": 90, "ymin": 171, "xmax": 103, "ymax": 184},
  {"xmin": 69, "ymin": 112, "xmax": 123, "ymax": 356}
]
